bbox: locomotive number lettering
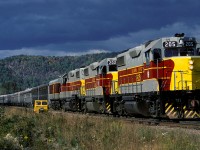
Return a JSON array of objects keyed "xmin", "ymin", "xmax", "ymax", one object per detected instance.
[
  {"xmin": 133, "ymin": 68, "xmax": 137, "ymax": 73},
  {"xmin": 136, "ymin": 74, "xmax": 141, "ymax": 82},
  {"xmin": 138, "ymin": 67, "xmax": 143, "ymax": 72},
  {"xmin": 108, "ymin": 60, "xmax": 116, "ymax": 65},
  {"xmin": 163, "ymin": 41, "xmax": 177, "ymax": 48},
  {"xmin": 184, "ymin": 41, "xmax": 195, "ymax": 47}
]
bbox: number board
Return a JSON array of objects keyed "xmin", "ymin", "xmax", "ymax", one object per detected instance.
[
  {"xmin": 184, "ymin": 41, "xmax": 196, "ymax": 47},
  {"xmin": 108, "ymin": 60, "xmax": 116, "ymax": 65},
  {"xmin": 163, "ymin": 41, "xmax": 178, "ymax": 48}
]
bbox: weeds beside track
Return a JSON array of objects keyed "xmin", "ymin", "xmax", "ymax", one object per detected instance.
[{"xmin": 1, "ymin": 107, "xmax": 200, "ymax": 150}]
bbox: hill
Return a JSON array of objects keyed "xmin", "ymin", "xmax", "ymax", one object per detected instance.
[{"xmin": 0, "ymin": 52, "xmax": 118, "ymax": 94}]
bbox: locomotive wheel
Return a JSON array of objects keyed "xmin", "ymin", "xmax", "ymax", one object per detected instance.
[
  {"xmin": 150, "ymin": 99, "xmax": 161, "ymax": 118},
  {"xmin": 116, "ymin": 104, "xmax": 124, "ymax": 117},
  {"xmin": 117, "ymin": 109, "xmax": 124, "ymax": 117},
  {"xmin": 177, "ymin": 109, "xmax": 184, "ymax": 119},
  {"xmin": 99, "ymin": 103, "xmax": 105, "ymax": 114},
  {"xmin": 63, "ymin": 105, "xmax": 67, "ymax": 112},
  {"xmin": 83, "ymin": 104, "xmax": 88, "ymax": 113}
]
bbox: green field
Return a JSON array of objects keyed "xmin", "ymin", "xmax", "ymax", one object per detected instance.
[{"xmin": 0, "ymin": 107, "xmax": 200, "ymax": 150}]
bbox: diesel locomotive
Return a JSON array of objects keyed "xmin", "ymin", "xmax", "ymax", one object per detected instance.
[
  {"xmin": 1, "ymin": 33, "xmax": 200, "ymax": 119},
  {"xmin": 49, "ymin": 33, "xmax": 200, "ymax": 119}
]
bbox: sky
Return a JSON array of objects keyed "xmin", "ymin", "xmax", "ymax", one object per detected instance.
[{"xmin": 0, "ymin": 0, "xmax": 200, "ymax": 58}]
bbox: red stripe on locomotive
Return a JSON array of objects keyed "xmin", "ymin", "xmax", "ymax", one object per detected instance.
[
  {"xmin": 118, "ymin": 59, "xmax": 174, "ymax": 91},
  {"xmin": 61, "ymin": 81, "xmax": 82, "ymax": 92},
  {"xmin": 85, "ymin": 73, "xmax": 113, "ymax": 95}
]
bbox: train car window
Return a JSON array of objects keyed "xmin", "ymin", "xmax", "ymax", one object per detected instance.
[
  {"xmin": 54, "ymin": 84, "xmax": 60, "ymax": 93},
  {"xmin": 84, "ymin": 68, "xmax": 89, "ymax": 76},
  {"xmin": 153, "ymin": 49, "xmax": 162, "ymax": 62},
  {"xmin": 49, "ymin": 85, "xmax": 53, "ymax": 94},
  {"xmin": 129, "ymin": 49, "xmax": 141, "ymax": 58},
  {"xmin": 165, "ymin": 49, "xmax": 178, "ymax": 57},
  {"xmin": 109, "ymin": 65, "xmax": 117, "ymax": 71},
  {"xmin": 165, "ymin": 48, "xmax": 195, "ymax": 57},
  {"xmin": 102, "ymin": 66, "xmax": 107, "ymax": 75},
  {"xmin": 145, "ymin": 50, "xmax": 150, "ymax": 66},
  {"xmin": 42, "ymin": 102, "xmax": 47, "ymax": 105},
  {"xmin": 76, "ymin": 71, "xmax": 80, "ymax": 78},
  {"xmin": 197, "ymin": 48, "xmax": 200, "ymax": 55},
  {"xmin": 36, "ymin": 102, "xmax": 41, "ymax": 105},
  {"xmin": 69, "ymin": 71, "xmax": 74, "ymax": 77},
  {"xmin": 63, "ymin": 77, "xmax": 67, "ymax": 84},
  {"xmin": 97, "ymin": 66, "xmax": 100, "ymax": 75},
  {"xmin": 117, "ymin": 56, "xmax": 125, "ymax": 67},
  {"xmin": 180, "ymin": 48, "xmax": 194, "ymax": 56}
]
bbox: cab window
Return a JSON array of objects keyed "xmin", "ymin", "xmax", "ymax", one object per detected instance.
[
  {"xmin": 165, "ymin": 48, "xmax": 195, "ymax": 57},
  {"xmin": 180, "ymin": 48, "xmax": 194, "ymax": 56},
  {"xmin": 36, "ymin": 101, "xmax": 41, "ymax": 105},
  {"xmin": 197, "ymin": 48, "xmax": 200, "ymax": 55},
  {"xmin": 102, "ymin": 66, "xmax": 107, "ymax": 75},
  {"xmin": 42, "ymin": 102, "xmax": 47, "ymax": 105},
  {"xmin": 153, "ymin": 49, "xmax": 162, "ymax": 61},
  {"xmin": 165, "ymin": 49, "xmax": 178, "ymax": 57},
  {"xmin": 109, "ymin": 65, "xmax": 117, "ymax": 72},
  {"xmin": 145, "ymin": 50, "xmax": 150, "ymax": 66}
]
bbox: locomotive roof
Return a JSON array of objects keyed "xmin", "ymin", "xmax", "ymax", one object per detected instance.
[
  {"xmin": 31, "ymin": 84, "xmax": 48, "ymax": 90},
  {"xmin": 89, "ymin": 61, "xmax": 99, "ymax": 70},
  {"xmin": 68, "ymin": 70, "xmax": 75, "ymax": 76},
  {"xmin": 117, "ymin": 38, "xmax": 162, "ymax": 58},
  {"xmin": 0, "ymin": 93, "xmax": 15, "ymax": 97},
  {"xmin": 19, "ymin": 88, "xmax": 32, "ymax": 93},
  {"xmin": 61, "ymin": 73, "xmax": 68, "ymax": 78},
  {"xmin": 74, "ymin": 67, "xmax": 85, "ymax": 71},
  {"xmin": 49, "ymin": 78, "xmax": 62, "ymax": 84}
]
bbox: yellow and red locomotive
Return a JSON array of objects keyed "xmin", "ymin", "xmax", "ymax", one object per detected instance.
[
  {"xmin": 2, "ymin": 33, "xmax": 199, "ymax": 119},
  {"xmin": 114, "ymin": 33, "xmax": 200, "ymax": 118},
  {"xmin": 48, "ymin": 33, "xmax": 200, "ymax": 119}
]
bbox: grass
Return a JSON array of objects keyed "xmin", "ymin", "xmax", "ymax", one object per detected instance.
[{"xmin": 0, "ymin": 107, "xmax": 200, "ymax": 150}]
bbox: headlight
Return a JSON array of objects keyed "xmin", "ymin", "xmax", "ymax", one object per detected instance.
[
  {"xmin": 189, "ymin": 65, "xmax": 194, "ymax": 70},
  {"xmin": 189, "ymin": 60, "xmax": 194, "ymax": 65}
]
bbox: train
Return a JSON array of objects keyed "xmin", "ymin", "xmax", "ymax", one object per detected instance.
[
  {"xmin": 0, "ymin": 84, "xmax": 48, "ymax": 107},
  {"xmin": 1, "ymin": 33, "xmax": 200, "ymax": 119}
]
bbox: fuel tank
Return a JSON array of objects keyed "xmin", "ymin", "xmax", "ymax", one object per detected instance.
[{"xmin": 122, "ymin": 96, "xmax": 150, "ymax": 116}]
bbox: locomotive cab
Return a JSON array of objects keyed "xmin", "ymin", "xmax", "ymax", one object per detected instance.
[
  {"xmin": 161, "ymin": 35, "xmax": 200, "ymax": 118},
  {"xmin": 98, "ymin": 58, "xmax": 118, "ymax": 113},
  {"xmin": 115, "ymin": 34, "xmax": 200, "ymax": 118},
  {"xmin": 62, "ymin": 68, "xmax": 85, "ymax": 112},
  {"xmin": 97, "ymin": 58, "xmax": 118, "ymax": 95},
  {"xmin": 84, "ymin": 58, "xmax": 118, "ymax": 114}
]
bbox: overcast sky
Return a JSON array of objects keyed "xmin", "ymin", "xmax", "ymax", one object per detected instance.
[{"xmin": 0, "ymin": 0, "xmax": 200, "ymax": 58}]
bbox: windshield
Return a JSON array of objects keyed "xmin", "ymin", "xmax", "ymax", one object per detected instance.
[
  {"xmin": 109, "ymin": 65, "xmax": 117, "ymax": 72},
  {"xmin": 42, "ymin": 102, "xmax": 47, "ymax": 105},
  {"xmin": 165, "ymin": 48, "xmax": 195, "ymax": 57},
  {"xmin": 36, "ymin": 101, "xmax": 41, "ymax": 105}
]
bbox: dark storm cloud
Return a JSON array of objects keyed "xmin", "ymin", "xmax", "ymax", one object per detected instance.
[{"xmin": 0, "ymin": 0, "xmax": 200, "ymax": 51}]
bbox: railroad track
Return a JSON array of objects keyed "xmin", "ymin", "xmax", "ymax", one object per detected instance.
[
  {"xmin": 48, "ymin": 108, "xmax": 200, "ymax": 131},
  {"xmin": 127, "ymin": 117, "xmax": 200, "ymax": 130},
  {"xmin": 178, "ymin": 121, "xmax": 200, "ymax": 130},
  {"xmin": 5, "ymin": 106, "xmax": 200, "ymax": 131}
]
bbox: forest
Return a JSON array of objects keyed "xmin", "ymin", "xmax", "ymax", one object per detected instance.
[{"xmin": 0, "ymin": 52, "xmax": 118, "ymax": 94}]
